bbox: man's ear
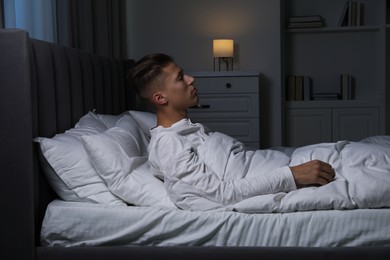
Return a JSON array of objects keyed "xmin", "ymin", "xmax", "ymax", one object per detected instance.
[{"xmin": 152, "ymin": 92, "xmax": 168, "ymax": 105}]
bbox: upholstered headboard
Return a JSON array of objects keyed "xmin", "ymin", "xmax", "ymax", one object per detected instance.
[{"xmin": 0, "ymin": 29, "xmax": 135, "ymax": 258}]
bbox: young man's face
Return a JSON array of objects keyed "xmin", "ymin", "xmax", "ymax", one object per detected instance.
[{"xmin": 161, "ymin": 62, "xmax": 198, "ymax": 110}]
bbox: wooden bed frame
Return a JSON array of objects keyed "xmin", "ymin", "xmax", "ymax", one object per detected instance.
[{"xmin": 1, "ymin": 29, "xmax": 389, "ymax": 260}]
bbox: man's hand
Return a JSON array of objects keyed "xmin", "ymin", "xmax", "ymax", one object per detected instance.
[{"xmin": 290, "ymin": 160, "xmax": 335, "ymax": 188}]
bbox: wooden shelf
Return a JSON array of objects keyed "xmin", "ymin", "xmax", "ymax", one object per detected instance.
[
  {"xmin": 285, "ymin": 99, "xmax": 385, "ymax": 109},
  {"xmin": 286, "ymin": 26, "xmax": 380, "ymax": 34}
]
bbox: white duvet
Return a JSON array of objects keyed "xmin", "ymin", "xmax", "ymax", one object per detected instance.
[
  {"xmin": 148, "ymin": 119, "xmax": 390, "ymax": 213},
  {"xmin": 235, "ymin": 140, "xmax": 390, "ymax": 213}
]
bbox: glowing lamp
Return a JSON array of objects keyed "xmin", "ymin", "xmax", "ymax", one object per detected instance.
[{"xmin": 213, "ymin": 39, "xmax": 234, "ymax": 71}]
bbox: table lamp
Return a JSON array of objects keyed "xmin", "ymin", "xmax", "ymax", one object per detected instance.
[{"xmin": 213, "ymin": 39, "xmax": 234, "ymax": 71}]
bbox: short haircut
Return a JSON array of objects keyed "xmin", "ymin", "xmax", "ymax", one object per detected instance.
[{"xmin": 129, "ymin": 53, "xmax": 175, "ymax": 100}]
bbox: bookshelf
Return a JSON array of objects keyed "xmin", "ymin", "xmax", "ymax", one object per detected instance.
[{"xmin": 282, "ymin": 0, "xmax": 388, "ymax": 147}]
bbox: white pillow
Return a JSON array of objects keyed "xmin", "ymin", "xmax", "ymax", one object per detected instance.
[
  {"xmin": 94, "ymin": 112, "xmax": 126, "ymax": 128},
  {"xmin": 34, "ymin": 112, "xmax": 126, "ymax": 206},
  {"xmin": 36, "ymin": 146, "xmax": 82, "ymax": 201},
  {"xmin": 359, "ymin": 135, "xmax": 390, "ymax": 146},
  {"xmin": 81, "ymin": 114, "xmax": 176, "ymax": 208},
  {"xmin": 128, "ymin": 110, "xmax": 157, "ymax": 137}
]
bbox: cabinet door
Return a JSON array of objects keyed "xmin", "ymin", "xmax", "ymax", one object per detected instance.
[
  {"xmin": 286, "ymin": 108, "xmax": 332, "ymax": 147},
  {"xmin": 332, "ymin": 107, "xmax": 380, "ymax": 142}
]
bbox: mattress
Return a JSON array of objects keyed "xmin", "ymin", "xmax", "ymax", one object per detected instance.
[{"xmin": 41, "ymin": 199, "xmax": 390, "ymax": 247}]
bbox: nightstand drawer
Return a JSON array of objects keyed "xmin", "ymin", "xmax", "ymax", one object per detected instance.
[
  {"xmin": 191, "ymin": 118, "xmax": 260, "ymax": 144},
  {"xmin": 188, "ymin": 94, "xmax": 259, "ymax": 118},
  {"xmin": 195, "ymin": 77, "xmax": 259, "ymax": 94}
]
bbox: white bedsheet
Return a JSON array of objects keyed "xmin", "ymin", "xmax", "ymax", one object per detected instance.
[{"xmin": 41, "ymin": 200, "xmax": 390, "ymax": 247}]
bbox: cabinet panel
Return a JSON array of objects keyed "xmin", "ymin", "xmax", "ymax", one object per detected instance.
[
  {"xmin": 286, "ymin": 108, "xmax": 332, "ymax": 147},
  {"xmin": 332, "ymin": 107, "xmax": 380, "ymax": 141},
  {"xmin": 188, "ymin": 94, "xmax": 259, "ymax": 118},
  {"xmin": 286, "ymin": 106, "xmax": 381, "ymax": 146}
]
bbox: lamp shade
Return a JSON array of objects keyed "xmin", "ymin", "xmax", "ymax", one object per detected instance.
[{"xmin": 213, "ymin": 39, "xmax": 234, "ymax": 58}]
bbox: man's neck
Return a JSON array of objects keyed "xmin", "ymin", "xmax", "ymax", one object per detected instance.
[{"xmin": 156, "ymin": 108, "xmax": 188, "ymax": 128}]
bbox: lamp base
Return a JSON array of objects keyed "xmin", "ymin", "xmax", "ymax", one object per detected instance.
[{"xmin": 214, "ymin": 57, "xmax": 233, "ymax": 71}]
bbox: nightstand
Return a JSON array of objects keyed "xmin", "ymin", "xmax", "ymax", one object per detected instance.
[{"xmin": 188, "ymin": 71, "xmax": 261, "ymax": 148}]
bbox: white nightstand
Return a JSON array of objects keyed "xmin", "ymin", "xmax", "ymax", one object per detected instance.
[{"xmin": 188, "ymin": 70, "xmax": 261, "ymax": 148}]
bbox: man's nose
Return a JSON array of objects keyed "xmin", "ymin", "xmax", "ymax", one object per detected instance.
[{"xmin": 185, "ymin": 75, "xmax": 195, "ymax": 85}]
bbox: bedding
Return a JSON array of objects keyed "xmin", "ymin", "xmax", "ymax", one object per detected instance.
[
  {"xmin": 36, "ymin": 109, "xmax": 390, "ymax": 213},
  {"xmin": 37, "ymin": 110, "xmax": 390, "ymax": 247},
  {"xmin": 147, "ymin": 118, "xmax": 390, "ymax": 213},
  {"xmin": 41, "ymin": 199, "xmax": 390, "ymax": 247}
]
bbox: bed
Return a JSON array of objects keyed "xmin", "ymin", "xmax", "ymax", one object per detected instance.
[{"xmin": 1, "ymin": 28, "xmax": 390, "ymax": 260}]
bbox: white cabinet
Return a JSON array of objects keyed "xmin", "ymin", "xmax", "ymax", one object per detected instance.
[
  {"xmin": 282, "ymin": 0, "xmax": 388, "ymax": 146},
  {"xmin": 285, "ymin": 102, "xmax": 380, "ymax": 147},
  {"xmin": 188, "ymin": 71, "xmax": 261, "ymax": 148}
]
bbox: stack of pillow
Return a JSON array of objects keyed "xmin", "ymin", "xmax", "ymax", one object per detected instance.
[{"xmin": 34, "ymin": 111, "xmax": 176, "ymax": 208}]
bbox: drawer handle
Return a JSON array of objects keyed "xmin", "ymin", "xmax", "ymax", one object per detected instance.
[
  {"xmin": 190, "ymin": 104, "xmax": 210, "ymax": 109},
  {"xmin": 226, "ymin": 83, "xmax": 232, "ymax": 88}
]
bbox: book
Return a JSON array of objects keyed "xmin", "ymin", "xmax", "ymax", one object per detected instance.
[
  {"xmin": 312, "ymin": 93, "xmax": 340, "ymax": 100},
  {"xmin": 352, "ymin": 1, "xmax": 357, "ymax": 26},
  {"xmin": 338, "ymin": 1, "xmax": 363, "ymax": 27},
  {"xmin": 356, "ymin": 1, "xmax": 362, "ymax": 26},
  {"xmin": 288, "ymin": 21, "xmax": 324, "ymax": 28},
  {"xmin": 303, "ymin": 77, "xmax": 312, "ymax": 101},
  {"xmin": 338, "ymin": 2, "xmax": 349, "ymax": 26},
  {"xmin": 340, "ymin": 74, "xmax": 354, "ymax": 100},
  {"xmin": 295, "ymin": 76, "xmax": 303, "ymax": 100},
  {"xmin": 348, "ymin": 1, "xmax": 353, "ymax": 26},
  {"xmin": 287, "ymin": 76, "xmax": 296, "ymax": 101},
  {"xmin": 288, "ymin": 15, "xmax": 324, "ymax": 29},
  {"xmin": 340, "ymin": 74, "xmax": 349, "ymax": 100},
  {"xmin": 286, "ymin": 75, "xmax": 312, "ymax": 101},
  {"xmin": 289, "ymin": 15, "xmax": 322, "ymax": 23}
]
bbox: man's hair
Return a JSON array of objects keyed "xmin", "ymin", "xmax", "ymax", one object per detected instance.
[{"xmin": 129, "ymin": 53, "xmax": 175, "ymax": 100}]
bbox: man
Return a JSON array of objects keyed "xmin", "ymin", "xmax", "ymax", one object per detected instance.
[{"xmin": 130, "ymin": 53, "xmax": 335, "ymax": 211}]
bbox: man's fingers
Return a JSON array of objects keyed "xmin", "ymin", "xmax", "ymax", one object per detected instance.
[
  {"xmin": 318, "ymin": 161, "xmax": 335, "ymax": 178},
  {"xmin": 321, "ymin": 167, "xmax": 335, "ymax": 178},
  {"xmin": 318, "ymin": 170, "xmax": 335, "ymax": 183}
]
